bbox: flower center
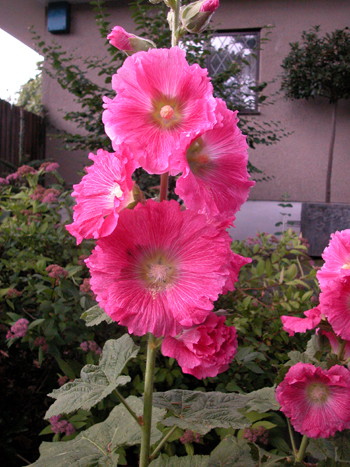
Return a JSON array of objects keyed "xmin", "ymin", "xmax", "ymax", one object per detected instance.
[
  {"xmin": 186, "ymin": 137, "xmax": 212, "ymax": 176},
  {"xmin": 148, "ymin": 263, "xmax": 170, "ymax": 283},
  {"xmin": 151, "ymin": 96, "xmax": 182, "ymax": 130},
  {"xmin": 110, "ymin": 182, "xmax": 123, "ymax": 198},
  {"xmin": 138, "ymin": 251, "xmax": 177, "ymax": 294},
  {"xmin": 307, "ymin": 383, "xmax": 329, "ymax": 404},
  {"xmin": 160, "ymin": 105, "xmax": 174, "ymax": 120}
]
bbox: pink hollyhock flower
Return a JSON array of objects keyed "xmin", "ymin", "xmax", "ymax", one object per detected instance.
[
  {"xmin": 161, "ymin": 312, "xmax": 238, "ymax": 379},
  {"xmin": 173, "ymin": 99, "xmax": 254, "ymax": 221},
  {"xmin": 66, "ymin": 147, "xmax": 137, "ymax": 244},
  {"xmin": 276, "ymin": 363, "xmax": 350, "ymax": 438},
  {"xmin": 319, "ymin": 276, "xmax": 350, "ymax": 341},
  {"xmin": 200, "ymin": 0, "xmax": 219, "ymax": 12},
  {"xmin": 320, "ymin": 331, "xmax": 350, "ymax": 359},
  {"xmin": 317, "ymin": 230, "xmax": 350, "ymax": 290},
  {"xmin": 281, "ymin": 306, "xmax": 322, "ymax": 336},
  {"xmin": 87, "ymin": 199, "xmax": 248, "ymax": 337},
  {"xmin": 103, "ymin": 47, "xmax": 216, "ymax": 174}
]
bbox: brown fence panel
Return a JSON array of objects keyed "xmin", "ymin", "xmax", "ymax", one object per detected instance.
[{"xmin": 0, "ymin": 99, "xmax": 46, "ymax": 175}]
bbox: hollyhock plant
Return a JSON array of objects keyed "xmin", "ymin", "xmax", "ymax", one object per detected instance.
[
  {"xmin": 87, "ymin": 199, "xmax": 247, "ymax": 337},
  {"xmin": 66, "ymin": 147, "xmax": 137, "ymax": 244},
  {"xmin": 161, "ymin": 312, "xmax": 238, "ymax": 379},
  {"xmin": 319, "ymin": 276, "xmax": 350, "ymax": 341},
  {"xmin": 317, "ymin": 229, "xmax": 350, "ymax": 289},
  {"xmin": 276, "ymin": 363, "xmax": 350, "ymax": 438},
  {"xmin": 281, "ymin": 306, "xmax": 322, "ymax": 336},
  {"xmin": 102, "ymin": 46, "xmax": 216, "ymax": 174},
  {"xmin": 173, "ymin": 98, "xmax": 255, "ymax": 220}
]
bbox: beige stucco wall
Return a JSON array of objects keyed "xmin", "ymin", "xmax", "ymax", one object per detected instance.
[{"xmin": 1, "ymin": 0, "xmax": 349, "ymax": 200}]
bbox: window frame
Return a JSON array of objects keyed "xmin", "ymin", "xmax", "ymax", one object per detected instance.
[{"xmin": 206, "ymin": 28, "xmax": 261, "ymax": 115}]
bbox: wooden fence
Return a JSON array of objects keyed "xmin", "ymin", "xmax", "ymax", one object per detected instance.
[{"xmin": 0, "ymin": 98, "xmax": 46, "ymax": 174}]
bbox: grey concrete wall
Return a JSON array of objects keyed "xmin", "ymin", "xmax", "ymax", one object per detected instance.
[{"xmin": 1, "ymin": 0, "xmax": 349, "ymax": 198}]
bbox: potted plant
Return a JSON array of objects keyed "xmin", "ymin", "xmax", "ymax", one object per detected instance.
[{"xmin": 281, "ymin": 26, "xmax": 350, "ymax": 255}]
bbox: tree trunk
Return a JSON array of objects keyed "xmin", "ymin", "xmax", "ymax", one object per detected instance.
[{"xmin": 325, "ymin": 100, "xmax": 338, "ymax": 203}]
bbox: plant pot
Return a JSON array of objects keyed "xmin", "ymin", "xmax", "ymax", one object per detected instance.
[{"xmin": 301, "ymin": 202, "xmax": 350, "ymax": 257}]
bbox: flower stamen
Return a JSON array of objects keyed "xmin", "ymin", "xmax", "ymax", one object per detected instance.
[{"xmin": 160, "ymin": 105, "xmax": 174, "ymax": 120}]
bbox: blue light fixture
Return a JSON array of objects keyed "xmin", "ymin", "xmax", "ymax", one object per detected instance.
[{"xmin": 47, "ymin": 2, "xmax": 71, "ymax": 34}]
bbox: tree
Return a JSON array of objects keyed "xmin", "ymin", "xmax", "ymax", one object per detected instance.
[
  {"xmin": 17, "ymin": 62, "xmax": 44, "ymax": 116},
  {"xmin": 281, "ymin": 26, "xmax": 350, "ymax": 202}
]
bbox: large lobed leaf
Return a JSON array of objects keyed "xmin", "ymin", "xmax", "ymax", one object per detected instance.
[
  {"xmin": 30, "ymin": 396, "xmax": 165, "ymax": 467},
  {"xmin": 152, "ymin": 388, "xmax": 278, "ymax": 435},
  {"xmin": 46, "ymin": 335, "xmax": 139, "ymax": 418},
  {"xmin": 153, "ymin": 390, "xmax": 249, "ymax": 435}
]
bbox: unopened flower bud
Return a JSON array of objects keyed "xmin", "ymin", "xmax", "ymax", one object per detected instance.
[
  {"xmin": 180, "ymin": 0, "xmax": 219, "ymax": 33},
  {"xmin": 126, "ymin": 183, "xmax": 145, "ymax": 210},
  {"xmin": 200, "ymin": 0, "xmax": 219, "ymax": 12},
  {"xmin": 108, "ymin": 26, "xmax": 156, "ymax": 56}
]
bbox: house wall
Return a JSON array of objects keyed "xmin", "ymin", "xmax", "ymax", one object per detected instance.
[{"xmin": 1, "ymin": 0, "xmax": 349, "ymax": 201}]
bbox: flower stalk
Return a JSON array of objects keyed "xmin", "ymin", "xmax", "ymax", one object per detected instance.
[
  {"xmin": 139, "ymin": 333, "xmax": 158, "ymax": 467},
  {"xmin": 296, "ymin": 434, "xmax": 308, "ymax": 462}
]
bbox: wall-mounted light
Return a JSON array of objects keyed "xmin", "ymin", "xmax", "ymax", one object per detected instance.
[{"xmin": 47, "ymin": 2, "xmax": 71, "ymax": 34}]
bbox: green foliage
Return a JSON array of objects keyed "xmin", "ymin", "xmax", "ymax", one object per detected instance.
[
  {"xmin": 216, "ymin": 229, "xmax": 319, "ymax": 393},
  {"xmin": 29, "ymin": 396, "xmax": 165, "ymax": 467},
  {"xmin": 281, "ymin": 26, "xmax": 350, "ymax": 103},
  {"xmin": 46, "ymin": 336, "xmax": 139, "ymax": 417},
  {"xmin": 81, "ymin": 304, "xmax": 114, "ymax": 326},
  {"xmin": 308, "ymin": 430, "xmax": 350, "ymax": 464},
  {"xmin": 17, "ymin": 63, "xmax": 44, "ymax": 115}
]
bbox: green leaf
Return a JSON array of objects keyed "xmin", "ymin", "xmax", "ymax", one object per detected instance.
[
  {"xmin": 240, "ymin": 387, "xmax": 280, "ymax": 413},
  {"xmin": 28, "ymin": 318, "xmax": 45, "ymax": 330},
  {"xmin": 308, "ymin": 430, "xmax": 350, "ymax": 462},
  {"xmin": 46, "ymin": 335, "xmax": 139, "ymax": 417},
  {"xmin": 149, "ymin": 456, "xmax": 210, "ymax": 467},
  {"xmin": 152, "ymin": 390, "xmax": 251, "ymax": 435},
  {"xmin": 208, "ymin": 437, "xmax": 253, "ymax": 467},
  {"xmin": 81, "ymin": 304, "xmax": 113, "ymax": 326},
  {"xmin": 30, "ymin": 397, "xmax": 165, "ymax": 467}
]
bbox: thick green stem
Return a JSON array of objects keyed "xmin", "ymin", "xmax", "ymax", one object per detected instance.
[
  {"xmin": 172, "ymin": 0, "xmax": 181, "ymax": 47},
  {"xmin": 150, "ymin": 426, "xmax": 177, "ymax": 460},
  {"xmin": 296, "ymin": 435, "xmax": 308, "ymax": 463},
  {"xmin": 139, "ymin": 334, "xmax": 158, "ymax": 467},
  {"xmin": 286, "ymin": 418, "xmax": 297, "ymax": 460},
  {"xmin": 114, "ymin": 389, "xmax": 141, "ymax": 425}
]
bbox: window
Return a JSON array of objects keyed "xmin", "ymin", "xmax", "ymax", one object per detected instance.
[{"xmin": 206, "ymin": 30, "xmax": 260, "ymax": 114}]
